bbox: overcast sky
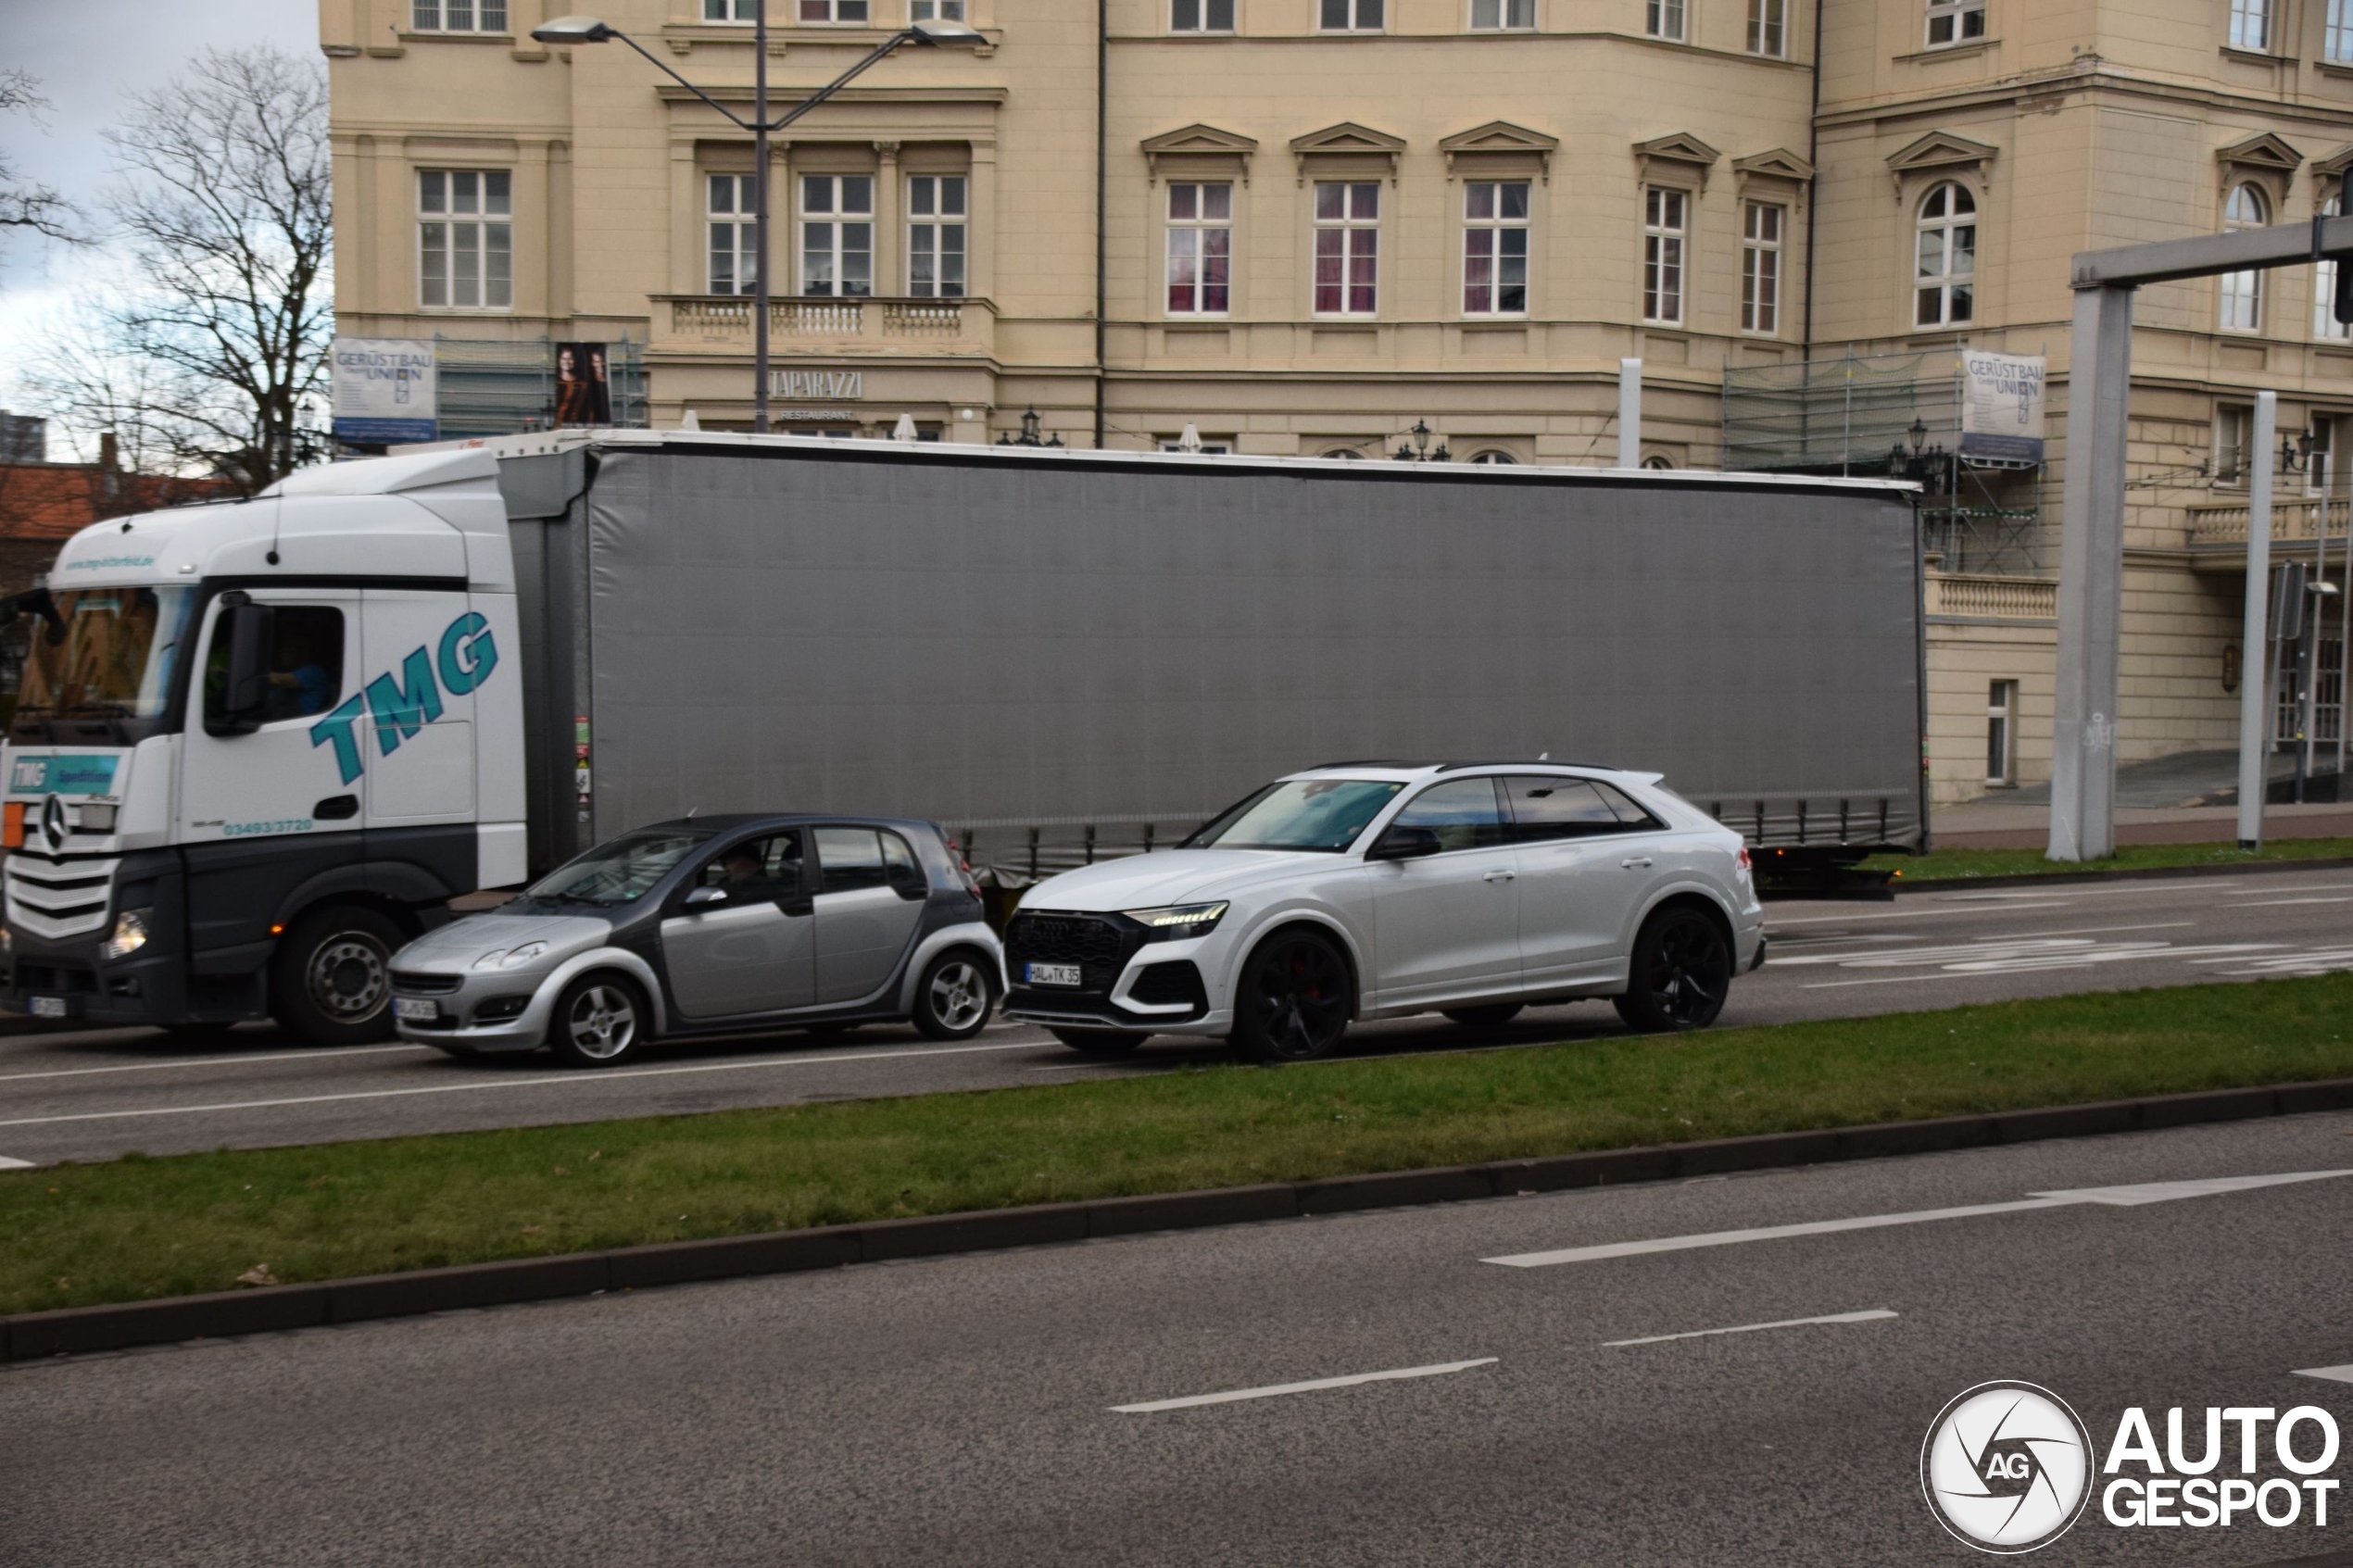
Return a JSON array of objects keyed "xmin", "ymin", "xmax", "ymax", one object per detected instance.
[{"xmin": 0, "ymin": 0, "xmax": 319, "ymax": 448}]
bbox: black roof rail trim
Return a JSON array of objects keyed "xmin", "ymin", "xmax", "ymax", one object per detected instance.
[
  {"xmin": 1436, "ymin": 759, "xmax": 1621, "ymax": 773},
  {"xmin": 1307, "ymin": 759, "xmax": 1436, "ymax": 771}
]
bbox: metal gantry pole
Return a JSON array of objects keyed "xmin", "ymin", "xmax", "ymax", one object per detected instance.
[
  {"xmin": 1617, "ymin": 359, "xmax": 1642, "ymax": 469},
  {"xmin": 2237, "ymin": 392, "xmax": 2277, "ymax": 848},
  {"xmin": 753, "ymin": 0, "xmax": 772, "ymax": 433},
  {"xmin": 2048, "ymin": 282, "xmax": 2134, "ymax": 862}
]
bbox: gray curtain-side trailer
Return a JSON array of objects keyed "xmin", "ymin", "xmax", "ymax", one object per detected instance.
[{"xmin": 486, "ymin": 433, "xmax": 1926, "ymax": 893}]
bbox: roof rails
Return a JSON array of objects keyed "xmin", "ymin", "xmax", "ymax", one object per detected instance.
[
  {"xmin": 1434, "ymin": 759, "xmax": 1619, "ymax": 773},
  {"xmin": 1308, "ymin": 759, "xmax": 1440, "ymax": 771}
]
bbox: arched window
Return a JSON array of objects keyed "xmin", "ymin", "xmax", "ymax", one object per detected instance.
[
  {"xmin": 1914, "ymin": 183, "xmax": 1976, "ymax": 328},
  {"xmin": 2221, "ymin": 183, "xmax": 2268, "ymax": 332},
  {"xmin": 1322, "ymin": 447, "xmax": 1365, "ymax": 460},
  {"xmin": 2318, "ymin": 192, "xmax": 2347, "ymax": 342},
  {"xmin": 1467, "ymin": 449, "xmax": 1518, "ymax": 465},
  {"xmin": 1642, "ymin": 454, "xmax": 1676, "ymax": 470}
]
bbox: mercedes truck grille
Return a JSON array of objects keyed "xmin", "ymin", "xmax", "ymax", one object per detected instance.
[{"xmin": 4, "ymin": 852, "xmax": 117, "ymax": 940}]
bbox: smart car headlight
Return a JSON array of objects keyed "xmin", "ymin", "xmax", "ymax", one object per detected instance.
[
  {"xmin": 1124, "ymin": 901, "xmax": 1228, "ymax": 941},
  {"xmin": 472, "ymin": 941, "xmax": 551, "ymax": 971}
]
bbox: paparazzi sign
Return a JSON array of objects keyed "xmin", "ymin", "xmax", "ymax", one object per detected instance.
[{"xmin": 1925, "ymin": 1384, "xmax": 2344, "ymax": 1553}]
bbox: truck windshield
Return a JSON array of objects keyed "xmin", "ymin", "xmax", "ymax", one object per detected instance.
[
  {"xmin": 1185, "ymin": 779, "xmax": 1406, "ymax": 852},
  {"xmin": 9, "ymin": 586, "xmax": 200, "ymax": 743},
  {"xmin": 526, "ymin": 830, "xmax": 713, "ymax": 907}
]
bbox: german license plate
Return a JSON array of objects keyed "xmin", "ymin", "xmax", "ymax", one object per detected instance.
[
  {"xmin": 28, "ymin": 996, "xmax": 66, "ymax": 1019},
  {"xmin": 395, "ymin": 997, "xmax": 441, "ymax": 1022},
  {"xmin": 1025, "ymin": 962, "xmax": 1082, "ymax": 988}
]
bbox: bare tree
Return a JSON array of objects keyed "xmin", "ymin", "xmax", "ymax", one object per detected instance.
[
  {"xmin": 31, "ymin": 48, "xmax": 333, "ymax": 494},
  {"xmin": 0, "ymin": 71, "xmax": 78, "ymax": 247}
]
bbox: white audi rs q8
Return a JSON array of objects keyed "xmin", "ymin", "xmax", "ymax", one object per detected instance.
[{"xmin": 1001, "ymin": 763, "xmax": 1766, "ymax": 1062}]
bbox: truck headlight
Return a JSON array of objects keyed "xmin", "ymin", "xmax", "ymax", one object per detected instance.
[
  {"xmin": 1124, "ymin": 901, "xmax": 1228, "ymax": 941},
  {"xmin": 101, "ymin": 908, "xmax": 151, "ymax": 960}
]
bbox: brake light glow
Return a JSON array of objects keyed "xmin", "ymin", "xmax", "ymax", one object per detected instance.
[{"xmin": 1736, "ymin": 846, "xmax": 1753, "ymax": 873}]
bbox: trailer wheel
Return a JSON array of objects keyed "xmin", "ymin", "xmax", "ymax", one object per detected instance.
[
  {"xmin": 1613, "ymin": 907, "xmax": 1732, "ymax": 1035},
  {"xmin": 271, "ymin": 905, "xmax": 403, "ymax": 1046}
]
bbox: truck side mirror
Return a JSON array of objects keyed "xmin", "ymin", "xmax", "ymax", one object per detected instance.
[{"xmin": 213, "ymin": 598, "xmax": 276, "ymax": 736}]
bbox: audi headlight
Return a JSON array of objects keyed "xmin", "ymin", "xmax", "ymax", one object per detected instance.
[
  {"xmin": 101, "ymin": 908, "xmax": 151, "ymax": 961},
  {"xmin": 1124, "ymin": 901, "xmax": 1228, "ymax": 941},
  {"xmin": 498, "ymin": 942, "xmax": 549, "ymax": 970}
]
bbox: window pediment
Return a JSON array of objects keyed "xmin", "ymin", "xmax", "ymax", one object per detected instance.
[
  {"xmin": 1733, "ymin": 147, "xmax": 1815, "ymax": 183},
  {"xmin": 1634, "ymin": 132, "xmax": 1722, "ymax": 191},
  {"xmin": 1885, "ymin": 130, "xmax": 1996, "ymax": 198},
  {"xmin": 1142, "ymin": 122, "xmax": 1259, "ymax": 184},
  {"xmin": 2219, "ymin": 131, "xmax": 2303, "ymax": 178},
  {"xmin": 1290, "ymin": 121, "xmax": 1407, "ymax": 183},
  {"xmin": 1440, "ymin": 120, "xmax": 1559, "ymax": 182}
]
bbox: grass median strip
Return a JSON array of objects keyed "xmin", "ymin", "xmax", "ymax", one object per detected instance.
[
  {"xmin": 7, "ymin": 973, "xmax": 2353, "ymax": 1316},
  {"xmin": 1861, "ymin": 837, "xmax": 2353, "ymax": 884}
]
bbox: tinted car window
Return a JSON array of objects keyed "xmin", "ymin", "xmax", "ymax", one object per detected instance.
[
  {"xmin": 881, "ymin": 829, "xmax": 925, "ymax": 892},
  {"xmin": 203, "ymin": 604, "xmax": 346, "ymax": 726},
  {"xmin": 1388, "ymin": 777, "xmax": 1508, "ymax": 852},
  {"xmin": 695, "ymin": 832, "xmax": 805, "ymax": 900},
  {"xmin": 817, "ymin": 827, "xmax": 888, "ymax": 893},
  {"xmin": 1504, "ymin": 776, "xmax": 1632, "ymax": 841},
  {"xmin": 1189, "ymin": 779, "xmax": 1407, "ymax": 852},
  {"xmin": 1591, "ymin": 781, "xmax": 1666, "ymax": 831}
]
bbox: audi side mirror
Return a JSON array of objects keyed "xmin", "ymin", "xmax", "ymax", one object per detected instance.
[
  {"xmin": 1366, "ymin": 826, "xmax": 1443, "ymax": 861},
  {"xmin": 684, "ymin": 885, "xmax": 729, "ymax": 907}
]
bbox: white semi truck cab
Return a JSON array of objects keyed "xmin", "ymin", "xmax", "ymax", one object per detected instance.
[{"xmin": 1, "ymin": 448, "xmax": 525, "ymax": 1042}]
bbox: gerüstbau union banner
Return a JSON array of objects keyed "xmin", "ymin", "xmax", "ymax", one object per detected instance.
[
  {"xmin": 1959, "ymin": 351, "xmax": 2045, "ymax": 465},
  {"xmin": 332, "ymin": 338, "xmax": 438, "ymax": 445}
]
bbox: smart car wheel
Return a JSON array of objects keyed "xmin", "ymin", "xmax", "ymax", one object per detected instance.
[
  {"xmin": 548, "ymin": 973, "xmax": 649, "ymax": 1068},
  {"xmin": 1441, "ymin": 1004, "xmax": 1525, "ymax": 1029},
  {"xmin": 1230, "ymin": 931, "xmax": 1352, "ymax": 1063},
  {"xmin": 1614, "ymin": 908, "xmax": 1732, "ymax": 1035},
  {"xmin": 1049, "ymin": 1027, "xmax": 1149, "ymax": 1057},
  {"xmin": 270, "ymin": 905, "xmax": 403, "ymax": 1047},
  {"xmin": 913, "ymin": 951, "xmax": 997, "ymax": 1041}
]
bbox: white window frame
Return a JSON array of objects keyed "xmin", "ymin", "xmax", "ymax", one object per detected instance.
[
  {"xmin": 1170, "ymin": 0, "xmax": 1236, "ymax": 30},
  {"xmin": 417, "ymin": 169, "xmax": 512, "ymax": 312},
  {"xmin": 911, "ymin": 0, "xmax": 966, "ymax": 18},
  {"xmin": 707, "ymin": 173, "xmax": 759, "ymax": 296},
  {"xmin": 1645, "ymin": 0, "xmax": 1685, "ymax": 41},
  {"xmin": 2216, "ymin": 403, "xmax": 2253, "ymax": 487},
  {"xmin": 1742, "ymin": 200, "xmax": 1784, "ymax": 335},
  {"xmin": 2220, "ymin": 182, "xmax": 2268, "ymax": 333},
  {"xmin": 2230, "ymin": 0, "xmax": 2272, "ymax": 51},
  {"xmin": 1924, "ymin": 0, "xmax": 1985, "ymax": 48},
  {"xmin": 1914, "ymin": 182, "xmax": 1977, "ymax": 329},
  {"xmin": 703, "ymin": 0, "xmax": 756, "ymax": 19},
  {"xmin": 1470, "ymin": 0, "xmax": 1535, "ymax": 29},
  {"xmin": 1313, "ymin": 182, "xmax": 1380, "ymax": 317},
  {"xmin": 1462, "ymin": 180, "xmax": 1530, "ymax": 317},
  {"xmin": 795, "ymin": 0, "xmax": 872, "ymax": 22},
  {"xmin": 1159, "ymin": 437, "xmax": 1234, "ymax": 453},
  {"xmin": 1986, "ymin": 681, "xmax": 2018, "ymax": 786},
  {"xmin": 1317, "ymin": 0, "xmax": 1385, "ymax": 31},
  {"xmin": 1745, "ymin": 0, "xmax": 1787, "ymax": 55},
  {"xmin": 411, "ymin": 0, "xmax": 509, "ymax": 31},
  {"xmin": 1165, "ymin": 182, "xmax": 1234, "ymax": 317},
  {"xmin": 1642, "ymin": 186, "xmax": 1687, "ymax": 327},
  {"xmin": 2319, "ymin": 194, "xmax": 2350, "ymax": 342},
  {"xmin": 1467, "ymin": 449, "xmax": 1519, "ymax": 464},
  {"xmin": 906, "ymin": 174, "xmax": 966, "ymax": 299},
  {"xmin": 2332, "ymin": 0, "xmax": 2353, "ymax": 62},
  {"xmin": 799, "ymin": 175, "xmax": 875, "ymax": 298}
]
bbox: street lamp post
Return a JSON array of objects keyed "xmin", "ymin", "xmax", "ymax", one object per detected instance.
[{"xmin": 533, "ymin": 12, "xmax": 986, "ymax": 433}]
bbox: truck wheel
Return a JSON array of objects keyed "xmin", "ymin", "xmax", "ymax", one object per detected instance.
[
  {"xmin": 912, "ymin": 951, "xmax": 997, "ymax": 1041},
  {"xmin": 548, "ymin": 973, "xmax": 650, "ymax": 1069},
  {"xmin": 1613, "ymin": 908, "xmax": 1732, "ymax": 1035},
  {"xmin": 1441, "ymin": 1004, "xmax": 1525, "ymax": 1029},
  {"xmin": 1229, "ymin": 931, "xmax": 1353, "ymax": 1063},
  {"xmin": 271, "ymin": 906, "xmax": 403, "ymax": 1046},
  {"xmin": 1049, "ymin": 1027, "xmax": 1149, "ymax": 1057}
]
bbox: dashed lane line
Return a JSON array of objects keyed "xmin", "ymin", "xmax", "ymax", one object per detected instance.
[
  {"xmin": 1604, "ymin": 1310, "xmax": 1900, "ymax": 1348},
  {"xmin": 1112, "ymin": 1359, "xmax": 1499, "ymax": 1413},
  {"xmin": 0, "ymin": 1043, "xmax": 434, "ymax": 1085}
]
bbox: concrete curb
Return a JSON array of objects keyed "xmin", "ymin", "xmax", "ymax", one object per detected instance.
[
  {"xmin": 1894, "ymin": 855, "xmax": 2353, "ymax": 895},
  {"xmin": 10, "ymin": 1075, "xmax": 2353, "ymax": 1364}
]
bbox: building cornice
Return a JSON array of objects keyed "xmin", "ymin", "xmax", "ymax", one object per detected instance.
[{"xmin": 1818, "ymin": 59, "xmax": 2353, "ymax": 132}]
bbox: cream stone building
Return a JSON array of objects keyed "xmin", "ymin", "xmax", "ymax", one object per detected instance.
[{"xmin": 322, "ymin": 0, "xmax": 2353, "ymax": 807}]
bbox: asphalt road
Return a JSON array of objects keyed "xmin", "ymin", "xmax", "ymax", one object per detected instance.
[
  {"xmin": 5, "ymin": 867, "xmax": 2353, "ymax": 1168},
  {"xmin": 7, "ymin": 1112, "xmax": 2352, "ymax": 1566}
]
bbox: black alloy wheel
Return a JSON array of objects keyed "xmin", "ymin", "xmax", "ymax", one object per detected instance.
[
  {"xmin": 1614, "ymin": 908, "xmax": 1733, "ymax": 1034},
  {"xmin": 1231, "ymin": 932, "xmax": 1353, "ymax": 1063}
]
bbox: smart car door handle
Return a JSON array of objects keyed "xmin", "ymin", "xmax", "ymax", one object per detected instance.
[
  {"xmin": 1620, "ymin": 857, "xmax": 1654, "ymax": 870},
  {"xmin": 1484, "ymin": 869, "xmax": 1516, "ymax": 883}
]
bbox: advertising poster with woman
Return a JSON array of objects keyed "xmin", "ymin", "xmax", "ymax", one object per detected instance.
[{"xmin": 553, "ymin": 343, "xmax": 611, "ymax": 427}]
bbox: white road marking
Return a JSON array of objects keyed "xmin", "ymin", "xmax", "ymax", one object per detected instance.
[
  {"xmin": 2010, "ymin": 922, "xmax": 2199, "ymax": 939},
  {"xmin": 2229, "ymin": 897, "xmax": 2353, "ymax": 909},
  {"xmin": 1794, "ymin": 940, "xmax": 2284, "ymax": 987},
  {"xmin": 0, "ymin": 1039, "xmax": 1044, "ymax": 1130},
  {"xmin": 1604, "ymin": 1309, "xmax": 1899, "ymax": 1348},
  {"xmin": 0, "ymin": 1155, "xmax": 34, "ymax": 1170},
  {"xmin": 1482, "ymin": 1171, "xmax": 2353, "ymax": 1269},
  {"xmin": 1932, "ymin": 882, "xmax": 2240, "ymax": 901},
  {"xmin": 2294, "ymin": 1365, "xmax": 2353, "ymax": 1385},
  {"xmin": 1769, "ymin": 902, "xmax": 2072, "ymax": 927},
  {"xmin": 2198, "ymin": 948, "xmax": 2353, "ymax": 977},
  {"xmin": 0, "ymin": 1043, "xmax": 434, "ymax": 1085},
  {"xmin": 1112, "ymin": 1358, "xmax": 1498, "ymax": 1413}
]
